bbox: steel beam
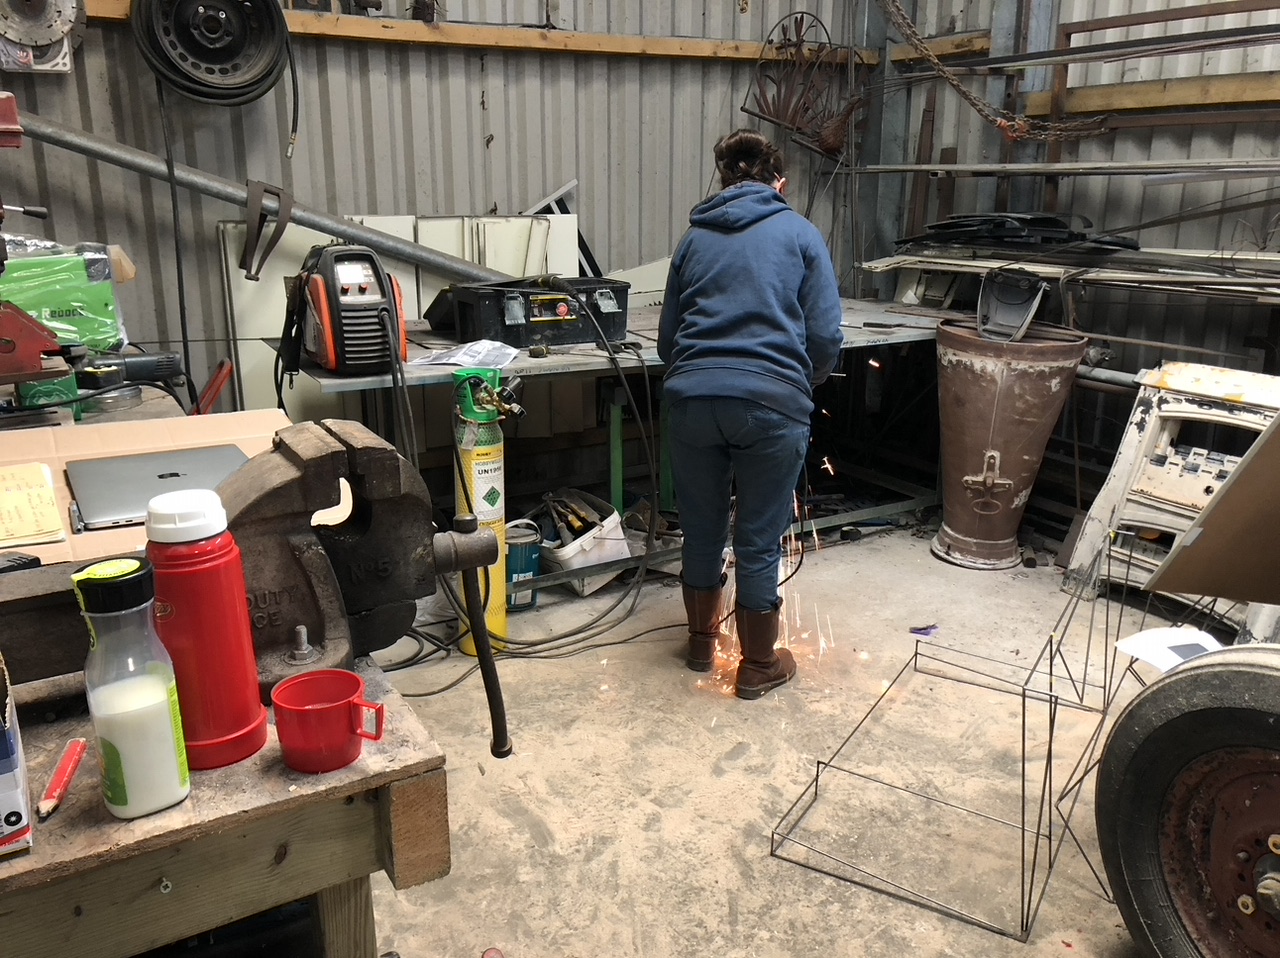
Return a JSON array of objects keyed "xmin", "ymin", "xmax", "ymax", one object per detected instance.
[
  {"xmin": 17, "ymin": 110, "xmax": 510, "ymax": 285},
  {"xmin": 862, "ymin": 158, "xmax": 1280, "ymax": 176}
]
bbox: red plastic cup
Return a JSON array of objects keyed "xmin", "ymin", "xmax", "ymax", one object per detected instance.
[{"xmin": 271, "ymin": 670, "xmax": 385, "ymax": 773}]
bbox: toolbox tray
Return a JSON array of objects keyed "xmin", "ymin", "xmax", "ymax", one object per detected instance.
[{"xmin": 433, "ymin": 277, "xmax": 630, "ymax": 348}]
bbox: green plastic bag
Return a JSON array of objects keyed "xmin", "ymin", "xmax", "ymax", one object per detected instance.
[{"xmin": 0, "ymin": 236, "xmax": 125, "ymax": 353}]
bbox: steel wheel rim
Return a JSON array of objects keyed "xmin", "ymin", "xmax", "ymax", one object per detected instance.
[{"xmin": 1161, "ymin": 746, "xmax": 1280, "ymax": 957}]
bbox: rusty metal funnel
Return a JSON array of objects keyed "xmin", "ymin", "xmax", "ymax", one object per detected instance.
[{"xmin": 931, "ymin": 320, "xmax": 1087, "ymax": 570}]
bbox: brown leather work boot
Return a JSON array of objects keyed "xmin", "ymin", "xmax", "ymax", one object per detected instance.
[
  {"xmin": 734, "ymin": 604, "xmax": 796, "ymax": 699},
  {"xmin": 682, "ymin": 582, "xmax": 723, "ymax": 672}
]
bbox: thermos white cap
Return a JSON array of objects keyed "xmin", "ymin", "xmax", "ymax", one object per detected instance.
[{"xmin": 146, "ymin": 488, "xmax": 229, "ymax": 543}]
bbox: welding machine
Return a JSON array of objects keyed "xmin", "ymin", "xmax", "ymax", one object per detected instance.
[{"xmin": 279, "ymin": 245, "xmax": 407, "ymax": 377}]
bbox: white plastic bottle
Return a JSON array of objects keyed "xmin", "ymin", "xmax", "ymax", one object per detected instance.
[{"xmin": 72, "ymin": 557, "xmax": 190, "ymax": 819}]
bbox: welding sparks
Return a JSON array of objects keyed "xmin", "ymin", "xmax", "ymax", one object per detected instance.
[
  {"xmin": 868, "ymin": 358, "xmax": 882, "ymax": 369},
  {"xmin": 694, "ymin": 544, "xmax": 840, "ymax": 697},
  {"xmin": 821, "ymin": 456, "xmax": 835, "ymax": 476}
]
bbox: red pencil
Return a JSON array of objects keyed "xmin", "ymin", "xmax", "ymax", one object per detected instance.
[{"xmin": 37, "ymin": 737, "xmax": 87, "ymax": 821}]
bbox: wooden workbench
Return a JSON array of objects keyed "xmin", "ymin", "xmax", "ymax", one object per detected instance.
[{"xmin": 0, "ymin": 660, "xmax": 448, "ymax": 958}]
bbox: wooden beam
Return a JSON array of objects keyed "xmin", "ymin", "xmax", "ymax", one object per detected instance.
[
  {"xmin": 890, "ymin": 31, "xmax": 991, "ymax": 63},
  {"xmin": 311, "ymin": 877, "xmax": 378, "ymax": 958},
  {"xmin": 1025, "ymin": 71, "xmax": 1280, "ymax": 115},
  {"xmin": 84, "ymin": 0, "xmax": 872, "ymax": 64},
  {"xmin": 376, "ymin": 768, "xmax": 451, "ymax": 888}
]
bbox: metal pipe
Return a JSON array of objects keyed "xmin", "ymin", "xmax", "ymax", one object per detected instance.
[
  {"xmin": 863, "ymin": 158, "xmax": 1280, "ymax": 177},
  {"xmin": 1075, "ymin": 365, "xmax": 1138, "ymax": 392},
  {"xmin": 942, "ymin": 22, "xmax": 1280, "ymax": 71},
  {"xmin": 18, "ymin": 109, "xmax": 510, "ymax": 285}
]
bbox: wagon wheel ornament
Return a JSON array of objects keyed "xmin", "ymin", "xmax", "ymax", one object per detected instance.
[{"xmin": 741, "ymin": 11, "xmax": 861, "ymax": 159}]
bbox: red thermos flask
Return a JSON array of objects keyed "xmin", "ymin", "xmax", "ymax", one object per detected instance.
[{"xmin": 146, "ymin": 488, "xmax": 267, "ymax": 770}]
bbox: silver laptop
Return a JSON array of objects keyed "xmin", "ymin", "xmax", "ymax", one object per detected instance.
[{"xmin": 66, "ymin": 445, "xmax": 250, "ymax": 531}]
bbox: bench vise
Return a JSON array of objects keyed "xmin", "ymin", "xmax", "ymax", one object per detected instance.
[
  {"xmin": 219, "ymin": 418, "xmax": 497, "ymax": 695},
  {"xmin": 3, "ymin": 419, "xmax": 512, "ymax": 755}
]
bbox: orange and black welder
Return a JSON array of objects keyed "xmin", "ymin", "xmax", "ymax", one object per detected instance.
[{"xmin": 278, "ymin": 244, "xmax": 407, "ymax": 382}]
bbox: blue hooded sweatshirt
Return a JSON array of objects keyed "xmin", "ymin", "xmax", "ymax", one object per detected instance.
[{"xmin": 657, "ymin": 181, "xmax": 843, "ymax": 421}]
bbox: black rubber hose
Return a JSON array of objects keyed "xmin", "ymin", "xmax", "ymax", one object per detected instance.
[{"xmin": 459, "ymin": 562, "xmax": 512, "ymax": 759}]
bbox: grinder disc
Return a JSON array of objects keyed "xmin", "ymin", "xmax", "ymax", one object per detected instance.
[
  {"xmin": 67, "ymin": 0, "xmax": 84, "ymax": 49},
  {"xmin": 0, "ymin": 0, "xmax": 76, "ymax": 47}
]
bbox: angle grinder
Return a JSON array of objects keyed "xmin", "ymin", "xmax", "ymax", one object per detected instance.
[{"xmin": 74, "ymin": 350, "xmax": 187, "ymax": 411}]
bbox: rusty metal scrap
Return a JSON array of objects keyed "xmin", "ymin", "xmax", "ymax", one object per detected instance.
[{"xmin": 743, "ymin": 12, "xmax": 866, "ymax": 159}]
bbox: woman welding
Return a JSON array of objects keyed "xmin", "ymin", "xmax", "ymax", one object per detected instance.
[{"xmin": 657, "ymin": 129, "xmax": 843, "ymax": 700}]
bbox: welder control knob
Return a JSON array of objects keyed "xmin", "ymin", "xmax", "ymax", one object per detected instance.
[{"xmin": 341, "ymin": 285, "xmax": 350, "ymax": 295}]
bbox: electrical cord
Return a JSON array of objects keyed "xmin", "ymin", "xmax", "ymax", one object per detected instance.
[
  {"xmin": 7, "ymin": 380, "xmax": 184, "ymax": 410},
  {"xmin": 155, "ymin": 81, "xmax": 200, "ymax": 407}
]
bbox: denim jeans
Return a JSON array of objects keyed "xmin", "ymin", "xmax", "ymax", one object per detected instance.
[{"xmin": 667, "ymin": 397, "xmax": 809, "ymax": 612}]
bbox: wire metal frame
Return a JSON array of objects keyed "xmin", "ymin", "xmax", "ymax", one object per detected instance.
[
  {"xmin": 771, "ymin": 637, "xmax": 1083, "ymax": 940},
  {"xmin": 770, "ymin": 536, "xmax": 1201, "ymax": 941}
]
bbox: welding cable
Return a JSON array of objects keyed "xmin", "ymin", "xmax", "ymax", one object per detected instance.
[
  {"xmin": 382, "ymin": 312, "xmax": 408, "ymax": 463},
  {"xmin": 431, "ymin": 294, "xmax": 664, "ymax": 661},
  {"xmin": 400, "ymin": 621, "xmax": 688, "ymax": 697},
  {"xmin": 400, "ymin": 662, "xmax": 480, "ymax": 698},
  {"xmin": 778, "ymin": 461, "xmax": 813, "ymax": 589},
  {"xmin": 283, "ymin": 31, "xmax": 300, "ymax": 159},
  {"xmin": 380, "ymin": 307, "xmax": 418, "ymax": 470},
  {"xmin": 472, "ymin": 296, "xmax": 662, "ymax": 655},
  {"xmin": 379, "ymin": 632, "xmax": 428, "ymax": 671},
  {"xmin": 379, "ymin": 626, "xmax": 459, "ymax": 672}
]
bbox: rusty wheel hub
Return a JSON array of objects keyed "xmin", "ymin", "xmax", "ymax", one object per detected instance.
[{"xmin": 1161, "ymin": 747, "xmax": 1280, "ymax": 956}]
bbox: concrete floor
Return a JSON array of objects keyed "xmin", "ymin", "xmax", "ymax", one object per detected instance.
[{"xmin": 370, "ymin": 530, "xmax": 1166, "ymax": 958}]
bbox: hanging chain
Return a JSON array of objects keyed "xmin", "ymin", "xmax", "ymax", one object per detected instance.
[{"xmin": 876, "ymin": 0, "xmax": 1109, "ymax": 142}]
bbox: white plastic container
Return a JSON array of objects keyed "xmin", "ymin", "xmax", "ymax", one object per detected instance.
[
  {"xmin": 72, "ymin": 557, "xmax": 190, "ymax": 820},
  {"xmin": 540, "ymin": 504, "xmax": 631, "ymax": 596}
]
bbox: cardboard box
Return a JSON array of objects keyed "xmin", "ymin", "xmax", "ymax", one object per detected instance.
[
  {"xmin": 0, "ymin": 409, "xmax": 290, "ymax": 564},
  {"xmin": 0, "ymin": 653, "xmax": 32, "ymax": 860}
]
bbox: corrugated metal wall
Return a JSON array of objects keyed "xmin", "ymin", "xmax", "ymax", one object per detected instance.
[
  {"xmin": 872, "ymin": 1, "xmax": 1280, "ymax": 394},
  {"xmin": 879, "ymin": 0, "xmax": 1280, "ymax": 250},
  {"xmin": 0, "ymin": 0, "xmax": 852, "ymax": 396}
]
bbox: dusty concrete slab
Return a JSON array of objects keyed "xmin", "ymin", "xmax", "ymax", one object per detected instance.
[{"xmin": 373, "ymin": 530, "xmax": 1157, "ymax": 958}]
